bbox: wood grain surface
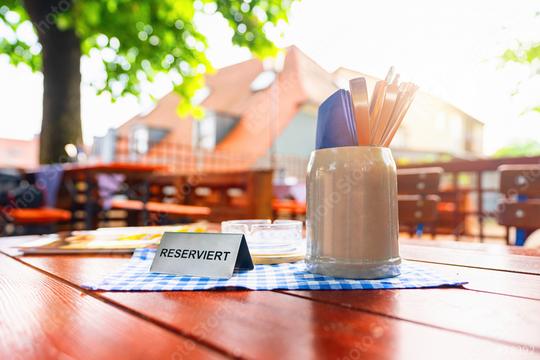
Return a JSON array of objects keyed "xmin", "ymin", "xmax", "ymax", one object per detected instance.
[
  {"xmin": 400, "ymin": 243, "xmax": 540, "ymax": 275},
  {"xmin": 14, "ymin": 254, "xmax": 540, "ymax": 359},
  {"xmin": 284, "ymin": 288, "xmax": 540, "ymax": 350},
  {"xmin": 1, "ymin": 235, "xmax": 539, "ymax": 359},
  {"xmin": 0, "ymin": 254, "xmax": 223, "ymax": 359},
  {"xmin": 407, "ymin": 260, "xmax": 540, "ymax": 300}
]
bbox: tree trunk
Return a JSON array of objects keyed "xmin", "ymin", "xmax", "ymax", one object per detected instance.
[
  {"xmin": 39, "ymin": 27, "xmax": 82, "ymax": 164},
  {"xmin": 23, "ymin": 0, "xmax": 82, "ymax": 164}
]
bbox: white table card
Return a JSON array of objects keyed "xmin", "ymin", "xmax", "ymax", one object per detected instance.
[{"xmin": 150, "ymin": 232, "xmax": 253, "ymax": 278}]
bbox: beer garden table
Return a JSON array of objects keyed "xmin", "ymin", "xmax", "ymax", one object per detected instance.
[
  {"xmin": 60, "ymin": 162, "xmax": 167, "ymax": 228},
  {"xmin": 1, "ymin": 234, "xmax": 539, "ymax": 359}
]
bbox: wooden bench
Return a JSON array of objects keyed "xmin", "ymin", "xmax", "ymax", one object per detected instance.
[
  {"xmin": 110, "ymin": 199, "xmax": 210, "ymax": 225},
  {"xmin": 397, "ymin": 167, "xmax": 443, "ymax": 238},
  {"xmin": 1, "ymin": 207, "xmax": 71, "ymax": 235},
  {"xmin": 497, "ymin": 164, "xmax": 540, "ymax": 245},
  {"xmin": 6, "ymin": 208, "xmax": 71, "ymax": 224}
]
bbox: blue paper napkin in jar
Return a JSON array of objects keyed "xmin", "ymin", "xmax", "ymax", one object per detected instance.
[{"xmin": 316, "ymin": 89, "xmax": 357, "ymax": 149}]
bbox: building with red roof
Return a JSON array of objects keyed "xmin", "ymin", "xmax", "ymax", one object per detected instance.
[{"xmin": 93, "ymin": 46, "xmax": 484, "ymax": 178}]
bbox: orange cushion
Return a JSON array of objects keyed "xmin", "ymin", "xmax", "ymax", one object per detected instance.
[
  {"xmin": 437, "ymin": 202, "xmax": 456, "ymax": 212},
  {"xmin": 7, "ymin": 208, "xmax": 71, "ymax": 224}
]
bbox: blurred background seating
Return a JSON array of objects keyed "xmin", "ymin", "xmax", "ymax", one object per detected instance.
[
  {"xmin": 397, "ymin": 167, "xmax": 443, "ymax": 238},
  {"xmin": 497, "ymin": 164, "xmax": 540, "ymax": 245}
]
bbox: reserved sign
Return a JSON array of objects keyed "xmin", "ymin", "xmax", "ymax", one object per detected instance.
[{"xmin": 150, "ymin": 232, "xmax": 254, "ymax": 278}]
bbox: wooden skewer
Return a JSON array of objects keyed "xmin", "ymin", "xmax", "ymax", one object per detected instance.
[
  {"xmin": 379, "ymin": 82, "xmax": 409, "ymax": 144},
  {"xmin": 349, "ymin": 78, "xmax": 371, "ymax": 145},
  {"xmin": 369, "ymin": 80, "xmax": 387, "ymax": 140},
  {"xmin": 371, "ymin": 80, "xmax": 399, "ymax": 145},
  {"xmin": 371, "ymin": 67, "xmax": 394, "ymax": 122},
  {"xmin": 346, "ymin": 67, "xmax": 417, "ymax": 148},
  {"xmin": 382, "ymin": 84, "xmax": 418, "ymax": 147},
  {"xmin": 370, "ymin": 67, "xmax": 399, "ymax": 145}
]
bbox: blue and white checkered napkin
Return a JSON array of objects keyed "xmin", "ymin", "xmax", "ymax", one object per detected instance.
[{"xmin": 83, "ymin": 249, "xmax": 466, "ymax": 291}]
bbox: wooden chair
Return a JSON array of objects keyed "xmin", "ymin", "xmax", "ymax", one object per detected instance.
[
  {"xmin": 497, "ymin": 164, "xmax": 540, "ymax": 245},
  {"xmin": 397, "ymin": 167, "xmax": 443, "ymax": 238}
]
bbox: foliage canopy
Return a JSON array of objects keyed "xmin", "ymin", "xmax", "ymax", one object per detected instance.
[{"xmin": 0, "ymin": 0, "xmax": 294, "ymax": 115}]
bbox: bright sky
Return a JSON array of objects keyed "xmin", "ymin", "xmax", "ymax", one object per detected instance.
[{"xmin": 0, "ymin": 0, "xmax": 539, "ymax": 154}]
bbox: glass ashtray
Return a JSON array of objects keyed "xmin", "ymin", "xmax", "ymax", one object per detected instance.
[{"xmin": 221, "ymin": 219, "xmax": 303, "ymax": 255}]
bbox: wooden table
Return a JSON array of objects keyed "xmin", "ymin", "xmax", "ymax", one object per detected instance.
[
  {"xmin": 60, "ymin": 163, "xmax": 167, "ymax": 228},
  {"xmin": 61, "ymin": 162, "xmax": 168, "ymax": 175},
  {"xmin": 1, "ymin": 236, "xmax": 539, "ymax": 359}
]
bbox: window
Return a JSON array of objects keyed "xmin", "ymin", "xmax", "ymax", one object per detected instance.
[
  {"xmin": 193, "ymin": 113, "xmax": 216, "ymax": 149},
  {"xmin": 130, "ymin": 125, "xmax": 169, "ymax": 155},
  {"xmin": 193, "ymin": 112, "xmax": 240, "ymax": 149},
  {"xmin": 131, "ymin": 125, "xmax": 149, "ymax": 155},
  {"xmin": 216, "ymin": 113, "xmax": 240, "ymax": 143},
  {"xmin": 148, "ymin": 128, "xmax": 168, "ymax": 145}
]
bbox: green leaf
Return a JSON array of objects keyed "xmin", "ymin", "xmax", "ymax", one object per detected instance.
[
  {"xmin": 501, "ymin": 38, "xmax": 540, "ymax": 113},
  {"xmin": 493, "ymin": 140, "xmax": 540, "ymax": 158},
  {"xmin": 525, "ymin": 44, "xmax": 540, "ymax": 63},
  {"xmin": 501, "ymin": 49, "xmax": 519, "ymax": 63}
]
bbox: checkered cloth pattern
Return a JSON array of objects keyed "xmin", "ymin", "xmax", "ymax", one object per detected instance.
[{"xmin": 83, "ymin": 248, "xmax": 467, "ymax": 291}]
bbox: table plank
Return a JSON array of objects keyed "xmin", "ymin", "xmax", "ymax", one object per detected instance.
[
  {"xmin": 401, "ymin": 239, "xmax": 540, "ymax": 257},
  {"xmin": 102, "ymin": 291, "xmax": 537, "ymax": 359},
  {"xmin": 401, "ymin": 243, "xmax": 540, "ymax": 275},
  {"xmin": 283, "ymin": 288, "xmax": 540, "ymax": 350},
  {"xmin": 61, "ymin": 162, "xmax": 167, "ymax": 175},
  {"xmin": 408, "ymin": 260, "xmax": 540, "ymax": 300},
  {"xmin": 0, "ymin": 254, "xmax": 224, "ymax": 359},
  {"xmin": 16, "ymin": 253, "xmax": 540, "ymax": 300},
  {"xmin": 12, "ymin": 255, "xmax": 539, "ymax": 359}
]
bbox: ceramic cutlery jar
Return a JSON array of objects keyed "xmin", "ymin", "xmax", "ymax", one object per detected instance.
[{"xmin": 305, "ymin": 146, "xmax": 401, "ymax": 279}]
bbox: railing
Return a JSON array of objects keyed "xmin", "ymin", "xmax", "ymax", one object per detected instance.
[
  {"xmin": 114, "ymin": 136, "xmax": 309, "ymax": 180},
  {"xmin": 115, "ymin": 137, "xmax": 252, "ymax": 174}
]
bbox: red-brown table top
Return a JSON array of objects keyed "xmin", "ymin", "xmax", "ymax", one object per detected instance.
[
  {"xmin": 62, "ymin": 162, "xmax": 168, "ymax": 174},
  {"xmin": 1, "ymin": 235, "xmax": 539, "ymax": 359},
  {"xmin": 25, "ymin": 162, "xmax": 168, "ymax": 176}
]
